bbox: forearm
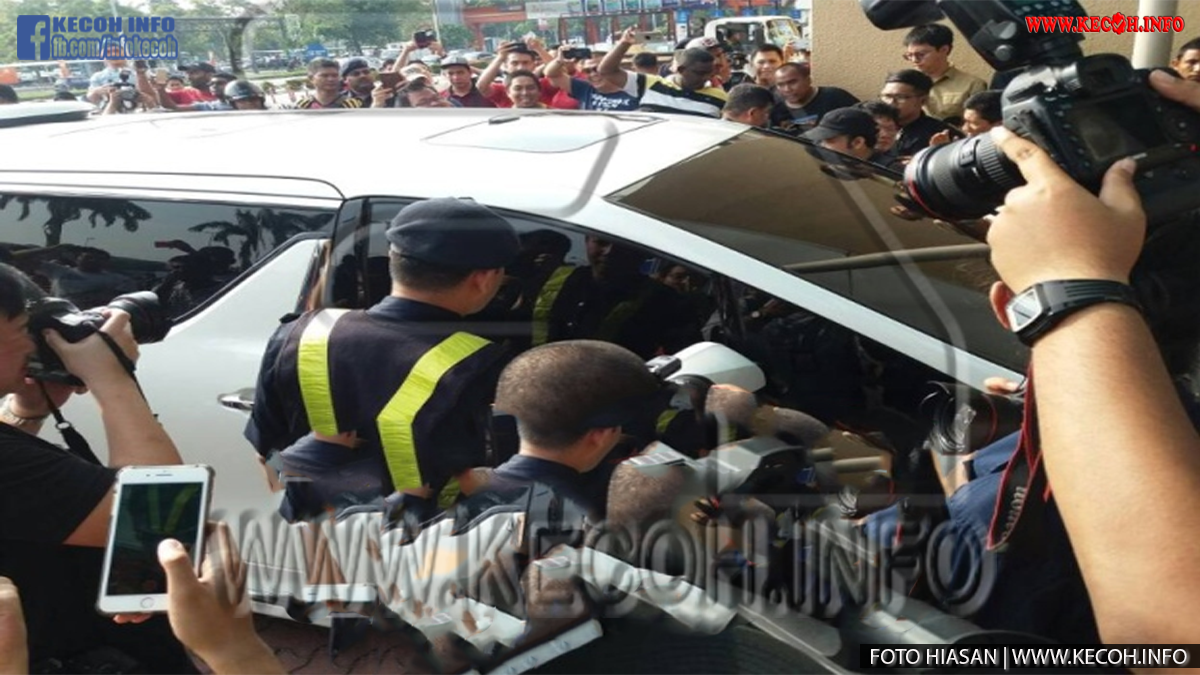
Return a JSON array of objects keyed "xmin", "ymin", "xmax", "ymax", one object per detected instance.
[
  {"xmin": 476, "ymin": 58, "xmax": 503, "ymax": 91},
  {"xmin": 199, "ymin": 637, "xmax": 283, "ymax": 675},
  {"xmin": 1034, "ymin": 303, "xmax": 1200, "ymax": 644},
  {"xmin": 90, "ymin": 378, "xmax": 183, "ymax": 467},
  {"xmin": 598, "ymin": 44, "xmax": 628, "ymax": 75},
  {"xmin": 544, "ymin": 60, "xmax": 570, "ymax": 92}
]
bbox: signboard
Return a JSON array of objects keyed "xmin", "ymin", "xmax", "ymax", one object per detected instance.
[
  {"xmin": 525, "ymin": 0, "xmax": 576, "ymax": 19},
  {"xmin": 304, "ymin": 42, "xmax": 327, "ymax": 60}
]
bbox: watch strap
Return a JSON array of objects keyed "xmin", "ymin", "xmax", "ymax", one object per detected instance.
[{"xmin": 1018, "ymin": 279, "xmax": 1141, "ymax": 345}]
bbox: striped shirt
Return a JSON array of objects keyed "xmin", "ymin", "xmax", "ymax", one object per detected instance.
[
  {"xmin": 294, "ymin": 93, "xmax": 363, "ymax": 109},
  {"xmin": 634, "ymin": 74, "xmax": 728, "ymax": 118}
]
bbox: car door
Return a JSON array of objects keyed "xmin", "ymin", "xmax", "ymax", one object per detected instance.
[{"xmin": 0, "ymin": 176, "xmax": 342, "ymax": 603}]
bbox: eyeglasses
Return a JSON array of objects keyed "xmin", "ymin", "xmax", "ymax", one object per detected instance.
[
  {"xmin": 903, "ymin": 50, "xmax": 934, "ymax": 62},
  {"xmin": 880, "ymin": 93, "xmax": 917, "ymax": 102}
]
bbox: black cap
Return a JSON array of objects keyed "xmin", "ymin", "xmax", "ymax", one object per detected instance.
[
  {"xmin": 183, "ymin": 62, "xmax": 216, "ymax": 74},
  {"xmin": 340, "ymin": 57, "xmax": 370, "ymax": 78},
  {"xmin": 213, "ymin": 70, "xmax": 237, "ymax": 81},
  {"xmin": 802, "ymin": 108, "xmax": 879, "ymax": 146},
  {"xmin": 386, "ymin": 198, "xmax": 520, "ymax": 270}
]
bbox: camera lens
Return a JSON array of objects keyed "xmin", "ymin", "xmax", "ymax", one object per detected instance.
[
  {"xmin": 903, "ymin": 134, "xmax": 1025, "ymax": 220},
  {"xmin": 107, "ymin": 291, "xmax": 171, "ymax": 344}
]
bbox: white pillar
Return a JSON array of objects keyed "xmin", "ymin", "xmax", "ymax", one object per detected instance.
[{"xmin": 1130, "ymin": 0, "xmax": 1179, "ymax": 68}]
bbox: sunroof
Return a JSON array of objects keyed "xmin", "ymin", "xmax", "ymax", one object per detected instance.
[{"xmin": 423, "ymin": 112, "xmax": 661, "ymax": 153}]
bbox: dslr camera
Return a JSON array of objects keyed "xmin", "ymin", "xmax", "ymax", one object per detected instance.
[
  {"xmin": 862, "ymin": 0, "xmax": 1200, "ymax": 224},
  {"xmin": 26, "ymin": 291, "xmax": 171, "ymax": 386}
]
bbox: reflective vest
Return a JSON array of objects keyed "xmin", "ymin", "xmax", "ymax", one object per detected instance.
[
  {"xmin": 295, "ymin": 309, "xmax": 491, "ymax": 507},
  {"xmin": 530, "ymin": 267, "xmax": 654, "ymax": 347}
]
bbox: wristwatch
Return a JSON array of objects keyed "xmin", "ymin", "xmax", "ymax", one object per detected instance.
[{"xmin": 1006, "ymin": 279, "xmax": 1142, "ymax": 346}]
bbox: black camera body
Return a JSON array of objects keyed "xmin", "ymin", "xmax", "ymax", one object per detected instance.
[
  {"xmin": 1003, "ymin": 57, "xmax": 1200, "ymax": 218},
  {"xmin": 563, "ymin": 47, "xmax": 592, "ymax": 61},
  {"xmin": 26, "ymin": 291, "xmax": 170, "ymax": 386},
  {"xmin": 864, "ymin": 0, "xmax": 1200, "ymax": 224}
]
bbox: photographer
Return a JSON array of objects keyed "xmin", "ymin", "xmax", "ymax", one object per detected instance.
[
  {"xmin": 983, "ymin": 69, "xmax": 1200, "ymax": 646},
  {"xmin": 0, "ymin": 264, "xmax": 194, "ymax": 672}
]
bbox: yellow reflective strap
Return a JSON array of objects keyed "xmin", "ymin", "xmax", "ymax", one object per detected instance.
[
  {"xmin": 597, "ymin": 294, "xmax": 646, "ymax": 343},
  {"xmin": 656, "ymin": 409, "xmax": 679, "ymax": 436},
  {"xmin": 297, "ymin": 309, "xmax": 351, "ymax": 437},
  {"xmin": 377, "ymin": 332, "xmax": 492, "ymax": 492},
  {"xmin": 531, "ymin": 266, "xmax": 575, "ymax": 346},
  {"xmin": 437, "ymin": 476, "xmax": 461, "ymax": 510}
]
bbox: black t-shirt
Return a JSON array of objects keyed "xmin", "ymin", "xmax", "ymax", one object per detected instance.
[
  {"xmin": 0, "ymin": 425, "xmax": 195, "ymax": 671},
  {"xmin": 769, "ymin": 86, "xmax": 860, "ymax": 132},
  {"xmin": 895, "ymin": 113, "xmax": 955, "ymax": 158}
]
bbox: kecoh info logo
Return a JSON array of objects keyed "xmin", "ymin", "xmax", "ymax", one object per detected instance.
[{"xmin": 17, "ymin": 15, "xmax": 178, "ymax": 60}]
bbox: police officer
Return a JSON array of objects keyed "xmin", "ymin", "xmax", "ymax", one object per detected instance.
[
  {"xmin": 245, "ymin": 198, "xmax": 520, "ymax": 522},
  {"xmin": 533, "ymin": 236, "xmax": 702, "ymax": 360}
]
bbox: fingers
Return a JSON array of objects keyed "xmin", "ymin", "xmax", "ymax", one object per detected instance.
[
  {"xmin": 1097, "ymin": 157, "xmax": 1143, "ymax": 218},
  {"xmin": 990, "ymin": 126, "xmax": 1071, "ymax": 187},
  {"xmin": 158, "ymin": 538, "xmax": 202, "ymax": 597},
  {"xmin": 1149, "ymin": 69, "xmax": 1200, "ymax": 110},
  {"xmin": 111, "ymin": 613, "xmax": 152, "ymax": 624},
  {"xmin": 984, "ymin": 377, "xmax": 1021, "ymax": 395}
]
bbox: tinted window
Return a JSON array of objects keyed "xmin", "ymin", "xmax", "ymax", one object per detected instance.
[
  {"xmin": 607, "ymin": 131, "xmax": 1027, "ymax": 373},
  {"xmin": 0, "ymin": 194, "xmax": 334, "ymax": 319}
]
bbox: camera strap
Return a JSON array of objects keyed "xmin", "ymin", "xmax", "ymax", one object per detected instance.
[
  {"xmin": 36, "ymin": 331, "xmax": 144, "ymax": 468},
  {"xmin": 986, "ymin": 369, "xmax": 1049, "ymax": 553}
]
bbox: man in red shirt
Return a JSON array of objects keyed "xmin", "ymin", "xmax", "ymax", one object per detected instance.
[
  {"xmin": 167, "ymin": 62, "xmax": 219, "ymax": 106},
  {"xmin": 476, "ymin": 41, "xmax": 577, "ymax": 109}
]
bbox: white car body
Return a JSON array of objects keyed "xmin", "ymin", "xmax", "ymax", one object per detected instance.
[{"xmin": 0, "ymin": 108, "xmax": 1020, "ymax": 615}]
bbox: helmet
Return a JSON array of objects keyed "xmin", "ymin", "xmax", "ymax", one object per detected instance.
[{"xmin": 224, "ymin": 80, "xmax": 264, "ymax": 101}]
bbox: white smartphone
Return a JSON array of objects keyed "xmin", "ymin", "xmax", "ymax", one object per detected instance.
[{"xmin": 97, "ymin": 465, "xmax": 213, "ymax": 614}]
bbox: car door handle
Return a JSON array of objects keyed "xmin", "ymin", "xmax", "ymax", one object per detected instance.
[{"xmin": 219, "ymin": 388, "xmax": 256, "ymax": 412}]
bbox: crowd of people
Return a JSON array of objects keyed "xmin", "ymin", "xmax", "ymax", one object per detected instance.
[{"xmin": 7, "ymin": 16, "xmax": 1200, "ymax": 675}]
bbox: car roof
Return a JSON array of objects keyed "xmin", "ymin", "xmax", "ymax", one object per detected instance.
[{"xmin": 0, "ymin": 109, "xmax": 745, "ymax": 201}]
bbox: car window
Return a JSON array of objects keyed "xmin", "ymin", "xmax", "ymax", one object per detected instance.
[
  {"xmin": 606, "ymin": 130, "xmax": 1027, "ymax": 374},
  {"xmin": 0, "ymin": 194, "xmax": 334, "ymax": 319},
  {"xmin": 334, "ymin": 198, "xmax": 942, "ymax": 440}
]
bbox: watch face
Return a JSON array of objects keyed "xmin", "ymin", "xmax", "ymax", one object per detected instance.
[{"xmin": 1006, "ymin": 288, "xmax": 1043, "ymax": 333}]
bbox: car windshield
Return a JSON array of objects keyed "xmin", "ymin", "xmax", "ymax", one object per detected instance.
[{"xmin": 607, "ymin": 129, "xmax": 1028, "ymax": 373}]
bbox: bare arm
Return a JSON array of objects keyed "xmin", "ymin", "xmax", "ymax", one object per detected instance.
[
  {"xmin": 41, "ymin": 312, "xmax": 184, "ymax": 547},
  {"xmin": 986, "ymin": 70, "xmax": 1200, "ymax": 646},
  {"xmin": 395, "ymin": 42, "xmax": 417, "ymax": 70},
  {"xmin": 544, "ymin": 48, "xmax": 573, "ymax": 94},
  {"xmin": 597, "ymin": 28, "xmax": 635, "ymax": 88},
  {"xmin": 476, "ymin": 44, "xmax": 514, "ymax": 94}
]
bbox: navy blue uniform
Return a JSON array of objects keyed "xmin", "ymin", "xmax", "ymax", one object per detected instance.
[{"xmin": 245, "ymin": 296, "xmax": 509, "ymax": 517}]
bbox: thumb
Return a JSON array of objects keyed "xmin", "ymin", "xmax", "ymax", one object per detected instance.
[
  {"xmin": 1097, "ymin": 157, "xmax": 1143, "ymax": 217},
  {"xmin": 157, "ymin": 539, "xmax": 200, "ymax": 592}
]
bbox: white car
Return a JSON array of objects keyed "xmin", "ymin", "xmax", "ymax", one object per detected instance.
[{"xmin": 0, "ymin": 106, "xmax": 1022, "ymax": 667}]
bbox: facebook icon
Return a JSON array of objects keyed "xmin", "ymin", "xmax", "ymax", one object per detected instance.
[{"xmin": 17, "ymin": 15, "xmax": 51, "ymax": 60}]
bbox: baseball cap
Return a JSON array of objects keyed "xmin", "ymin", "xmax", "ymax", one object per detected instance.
[
  {"xmin": 213, "ymin": 70, "xmax": 237, "ymax": 81},
  {"xmin": 182, "ymin": 62, "xmax": 216, "ymax": 74},
  {"xmin": 440, "ymin": 55, "xmax": 471, "ymax": 70},
  {"xmin": 686, "ymin": 36, "xmax": 724, "ymax": 51},
  {"xmin": 386, "ymin": 198, "xmax": 520, "ymax": 270},
  {"xmin": 801, "ymin": 108, "xmax": 879, "ymax": 147},
  {"xmin": 340, "ymin": 57, "xmax": 370, "ymax": 78},
  {"xmin": 401, "ymin": 64, "xmax": 429, "ymax": 81}
]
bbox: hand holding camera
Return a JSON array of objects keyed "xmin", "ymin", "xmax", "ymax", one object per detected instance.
[{"xmin": 40, "ymin": 310, "xmax": 140, "ymax": 390}]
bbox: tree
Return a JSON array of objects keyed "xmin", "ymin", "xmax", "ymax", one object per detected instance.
[
  {"xmin": 279, "ymin": 0, "xmax": 424, "ymax": 54},
  {"xmin": 436, "ymin": 23, "xmax": 474, "ymax": 51},
  {"xmin": 188, "ymin": 208, "xmax": 330, "ymax": 269},
  {"xmin": 0, "ymin": 195, "xmax": 151, "ymax": 247}
]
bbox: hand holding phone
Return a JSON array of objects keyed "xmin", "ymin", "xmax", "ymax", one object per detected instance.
[
  {"xmin": 378, "ymin": 71, "xmax": 402, "ymax": 89},
  {"xmin": 98, "ymin": 465, "xmax": 213, "ymax": 614}
]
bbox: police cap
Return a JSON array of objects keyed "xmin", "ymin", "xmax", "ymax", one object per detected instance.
[{"xmin": 386, "ymin": 198, "xmax": 520, "ymax": 269}]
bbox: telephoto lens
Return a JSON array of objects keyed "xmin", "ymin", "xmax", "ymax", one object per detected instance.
[{"xmin": 903, "ymin": 134, "xmax": 1025, "ymax": 220}]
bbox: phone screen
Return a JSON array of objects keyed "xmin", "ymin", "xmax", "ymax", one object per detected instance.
[{"xmin": 104, "ymin": 480, "xmax": 205, "ymax": 597}]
